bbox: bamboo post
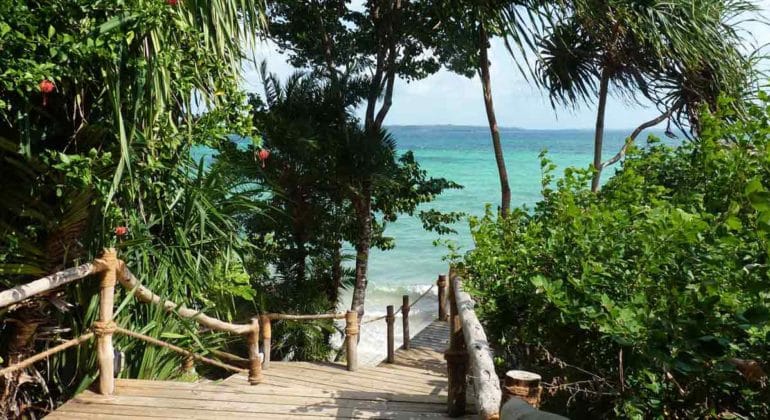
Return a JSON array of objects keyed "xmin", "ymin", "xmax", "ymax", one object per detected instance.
[
  {"xmin": 96, "ymin": 248, "xmax": 117, "ymax": 395},
  {"xmin": 247, "ymin": 317, "xmax": 262, "ymax": 384},
  {"xmin": 502, "ymin": 370, "xmax": 543, "ymax": 408},
  {"xmin": 386, "ymin": 305, "xmax": 395, "ymax": 363},
  {"xmin": 437, "ymin": 274, "xmax": 447, "ymax": 321},
  {"xmin": 260, "ymin": 315, "xmax": 271, "ymax": 370},
  {"xmin": 345, "ymin": 310, "xmax": 358, "ymax": 372},
  {"xmin": 402, "ymin": 295, "xmax": 410, "ymax": 350},
  {"xmin": 445, "ymin": 272, "xmax": 468, "ymax": 416}
]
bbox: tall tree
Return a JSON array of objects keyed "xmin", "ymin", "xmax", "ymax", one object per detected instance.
[
  {"xmin": 536, "ymin": 0, "xmax": 760, "ymax": 191},
  {"xmin": 267, "ymin": 0, "xmax": 443, "ymax": 318},
  {"xmin": 425, "ymin": 0, "xmax": 540, "ymax": 216}
]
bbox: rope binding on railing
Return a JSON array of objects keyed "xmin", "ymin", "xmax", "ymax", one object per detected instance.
[
  {"xmin": 0, "ymin": 249, "xmax": 369, "ymax": 389},
  {"xmin": 91, "ymin": 320, "xmax": 117, "ymax": 337}
]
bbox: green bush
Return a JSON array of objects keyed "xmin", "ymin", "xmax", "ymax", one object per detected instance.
[{"xmin": 462, "ymin": 97, "xmax": 770, "ymax": 419}]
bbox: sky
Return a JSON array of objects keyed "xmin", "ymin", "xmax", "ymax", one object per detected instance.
[{"xmin": 244, "ymin": 2, "xmax": 770, "ymax": 130}]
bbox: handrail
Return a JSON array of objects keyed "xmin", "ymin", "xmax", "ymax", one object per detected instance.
[
  {"xmin": 451, "ymin": 274, "xmax": 501, "ymax": 419},
  {"xmin": 0, "ymin": 248, "xmax": 361, "ymax": 395},
  {"xmin": 267, "ymin": 312, "xmax": 346, "ymax": 320},
  {"xmin": 117, "ymin": 262, "xmax": 254, "ymax": 335},
  {"xmin": 0, "ymin": 262, "xmax": 99, "ymax": 308},
  {"xmin": 115, "ymin": 326, "xmax": 246, "ymax": 373},
  {"xmin": 362, "ymin": 283, "xmax": 436, "ymax": 325},
  {"xmin": 0, "ymin": 332, "xmax": 95, "ymax": 376},
  {"xmin": 445, "ymin": 273, "xmax": 545, "ymax": 419}
]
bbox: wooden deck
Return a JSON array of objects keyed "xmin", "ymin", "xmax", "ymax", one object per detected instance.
[{"xmin": 46, "ymin": 320, "xmax": 475, "ymax": 419}]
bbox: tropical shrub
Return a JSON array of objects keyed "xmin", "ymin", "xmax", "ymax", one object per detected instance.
[
  {"xmin": 212, "ymin": 68, "xmax": 462, "ymax": 360},
  {"xmin": 461, "ymin": 96, "xmax": 770, "ymax": 418},
  {"xmin": 0, "ymin": 0, "xmax": 265, "ymax": 416}
]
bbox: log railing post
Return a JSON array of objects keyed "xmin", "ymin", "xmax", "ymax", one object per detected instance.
[
  {"xmin": 345, "ymin": 310, "xmax": 358, "ymax": 371},
  {"xmin": 247, "ymin": 317, "xmax": 262, "ymax": 384},
  {"xmin": 502, "ymin": 370, "xmax": 542, "ymax": 408},
  {"xmin": 402, "ymin": 295, "xmax": 410, "ymax": 350},
  {"xmin": 95, "ymin": 248, "xmax": 118, "ymax": 395},
  {"xmin": 437, "ymin": 274, "xmax": 447, "ymax": 321},
  {"xmin": 260, "ymin": 315, "xmax": 271, "ymax": 370},
  {"xmin": 445, "ymin": 273, "xmax": 468, "ymax": 416},
  {"xmin": 386, "ymin": 305, "xmax": 395, "ymax": 363}
]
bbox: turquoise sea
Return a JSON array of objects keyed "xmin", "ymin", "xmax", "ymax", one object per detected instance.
[{"xmin": 348, "ymin": 125, "xmax": 669, "ymax": 363}]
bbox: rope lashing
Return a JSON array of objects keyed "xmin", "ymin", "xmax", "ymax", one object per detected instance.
[
  {"xmin": 92, "ymin": 320, "xmax": 117, "ymax": 336},
  {"xmin": 345, "ymin": 322, "xmax": 359, "ymax": 337}
]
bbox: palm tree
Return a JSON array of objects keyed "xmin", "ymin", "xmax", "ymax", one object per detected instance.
[
  {"xmin": 536, "ymin": 0, "xmax": 760, "ymax": 191},
  {"xmin": 337, "ymin": 126, "xmax": 400, "ymax": 318},
  {"xmin": 0, "ymin": 0, "xmax": 267, "ymax": 414},
  {"xmin": 428, "ymin": 0, "xmax": 541, "ymax": 216}
]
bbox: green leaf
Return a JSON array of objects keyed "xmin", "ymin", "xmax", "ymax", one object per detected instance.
[
  {"xmin": 98, "ymin": 13, "xmax": 136, "ymax": 34},
  {"xmin": 725, "ymin": 215, "xmax": 742, "ymax": 230},
  {"xmin": 748, "ymin": 191, "xmax": 770, "ymax": 212},
  {"xmin": 160, "ymin": 332, "xmax": 187, "ymax": 339},
  {"xmin": 745, "ymin": 177, "xmax": 764, "ymax": 195}
]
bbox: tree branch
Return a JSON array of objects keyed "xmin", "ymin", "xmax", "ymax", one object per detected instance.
[
  {"xmin": 365, "ymin": 1, "xmax": 385, "ymax": 130},
  {"xmin": 374, "ymin": 0, "xmax": 401, "ymax": 129},
  {"xmin": 600, "ymin": 103, "xmax": 681, "ymax": 170}
]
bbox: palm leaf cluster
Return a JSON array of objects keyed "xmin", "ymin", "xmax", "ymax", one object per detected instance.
[
  {"xmin": 0, "ymin": 0, "xmax": 267, "ymax": 416},
  {"xmin": 537, "ymin": 0, "xmax": 761, "ymax": 132}
]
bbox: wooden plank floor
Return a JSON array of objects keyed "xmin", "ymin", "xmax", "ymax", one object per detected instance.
[{"xmin": 47, "ymin": 320, "xmax": 475, "ymax": 419}]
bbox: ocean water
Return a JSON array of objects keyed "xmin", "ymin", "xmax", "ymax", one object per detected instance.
[
  {"xmin": 345, "ymin": 125, "xmax": 670, "ymax": 364},
  {"xmin": 199, "ymin": 125, "xmax": 671, "ymax": 364}
]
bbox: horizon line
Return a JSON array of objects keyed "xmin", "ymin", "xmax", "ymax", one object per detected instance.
[{"xmin": 385, "ymin": 123, "xmax": 664, "ymax": 132}]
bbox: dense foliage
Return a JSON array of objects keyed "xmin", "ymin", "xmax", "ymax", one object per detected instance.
[
  {"xmin": 1, "ymin": 0, "xmax": 767, "ymax": 418},
  {"xmin": 461, "ymin": 97, "xmax": 770, "ymax": 418},
  {"xmin": 537, "ymin": 0, "xmax": 760, "ymax": 191},
  {"xmin": 0, "ymin": 0, "xmax": 264, "ymax": 416},
  {"xmin": 211, "ymin": 68, "xmax": 462, "ymax": 360}
]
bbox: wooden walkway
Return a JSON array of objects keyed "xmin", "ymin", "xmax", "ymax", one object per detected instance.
[{"xmin": 46, "ymin": 320, "xmax": 475, "ymax": 419}]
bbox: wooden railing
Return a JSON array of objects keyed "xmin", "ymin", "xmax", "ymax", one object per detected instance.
[
  {"xmin": 372, "ymin": 274, "xmax": 448, "ymax": 364},
  {"xmin": 0, "ymin": 248, "xmax": 360, "ymax": 395},
  {"xmin": 445, "ymin": 273, "xmax": 544, "ymax": 420}
]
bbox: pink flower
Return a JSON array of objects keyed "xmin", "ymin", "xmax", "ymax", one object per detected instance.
[
  {"xmin": 258, "ymin": 149, "xmax": 270, "ymax": 168},
  {"xmin": 39, "ymin": 80, "xmax": 55, "ymax": 106}
]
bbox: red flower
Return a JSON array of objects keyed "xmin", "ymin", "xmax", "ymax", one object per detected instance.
[
  {"xmin": 39, "ymin": 80, "xmax": 55, "ymax": 94},
  {"xmin": 258, "ymin": 149, "xmax": 270, "ymax": 168},
  {"xmin": 167, "ymin": 0, "xmax": 178, "ymax": 5},
  {"xmin": 39, "ymin": 80, "xmax": 55, "ymax": 106},
  {"xmin": 114, "ymin": 226, "xmax": 128, "ymax": 236}
]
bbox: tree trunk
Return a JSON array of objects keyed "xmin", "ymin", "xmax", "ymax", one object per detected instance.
[
  {"xmin": 329, "ymin": 240, "xmax": 343, "ymax": 304},
  {"xmin": 478, "ymin": 23, "xmax": 511, "ymax": 216},
  {"xmin": 373, "ymin": 0, "xmax": 401, "ymax": 129},
  {"xmin": 350, "ymin": 184, "xmax": 372, "ymax": 321},
  {"xmin": 601, "ymin": 104, "xmax": 680, "ymax": 170},
  {"xmin": 365, "ymin": 2, "xmax": 385, "ymax": 130},
  {"xmin": 591, "ymin": 68, "xmax": 611, "ymax": 192}
]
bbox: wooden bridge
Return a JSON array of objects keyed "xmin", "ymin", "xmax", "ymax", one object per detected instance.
[{"xmin": 0, "ymin": 249, "xmax": 547, "ymax": 419}]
